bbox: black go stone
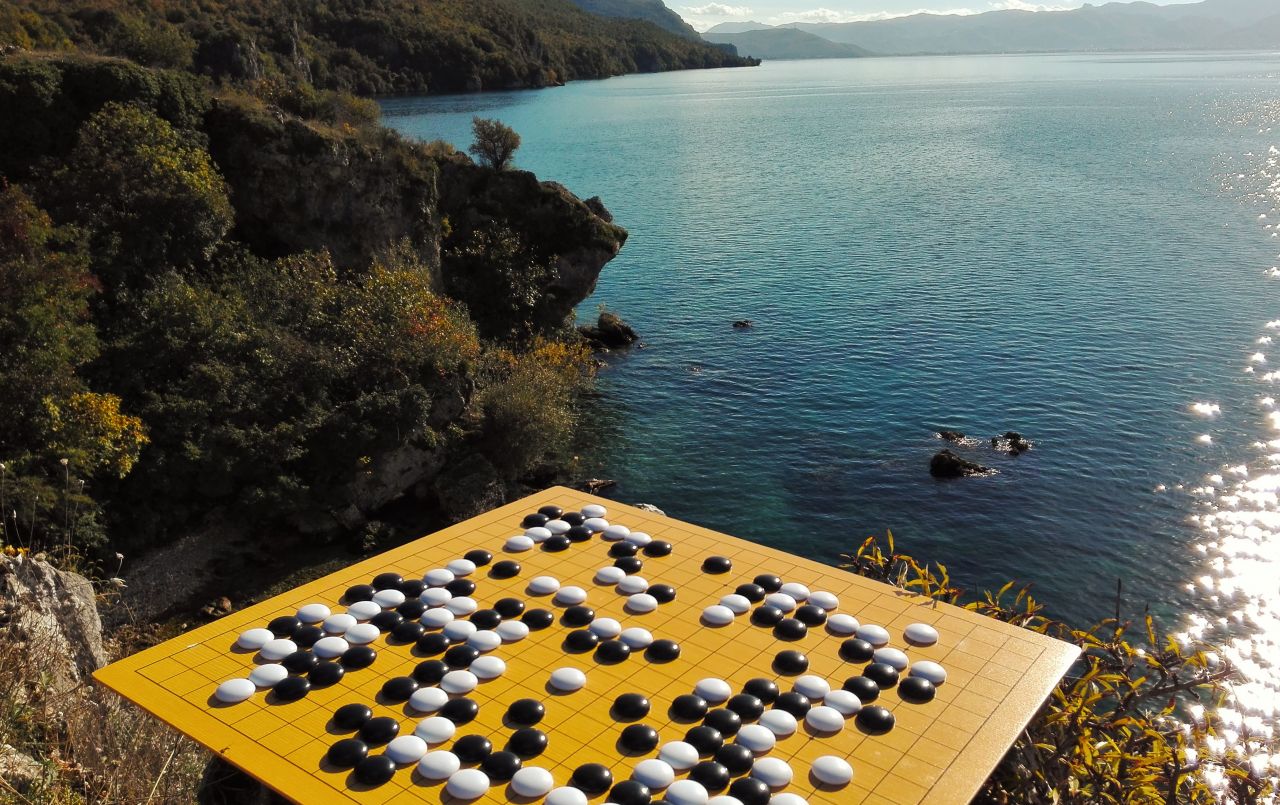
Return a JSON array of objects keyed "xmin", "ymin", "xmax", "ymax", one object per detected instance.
[
  {"xmin": 702, "ymin": 556, "xmax": 732, "ymax": 574},
  {"xmin": 647, "ymin": 584, "xmax": 676, "ymax": 604},
  {"xmin": 839, "ymin": 638, "xmax": 875, "ymax": 663},
  {"xmin": 445, "ymin": 645, "xmax": 480, "ymax": 669},
  {"xmin": 309, "ymin": 661, "xmax": 346, "ymax": 688},
  {"xmin": 750, "ymin": 606, "xmax": 784, "ymax": 628},
  {"xmin": 412, "ymin": 660, "xmax": 447, "ymax": 684},
  {"xmin": 726, "ymin": 694, "xmax": 764, "ymax": 722},
  {"xmin": 416, "ymin": 633, "xmax": 450, "ymax": 656},
  {"xmin": 565, "ymin": 630, "xmax": 600, "ymax": 653},
  {"xmin": 562, "ymin": 512, "xmax": 586, "ymax": 526},
  {"xmin": 391, "ymin": 621, "xmax": 425, "ymax": 644},
  {"xmin": 619, "ymin": 723, "xmax": 660, "ymax": 754},
  {"xmin": 507, "ymin": 698, "xmax": 546, "ymax": 726},
  {"xmin": 341, "ymin": 646, "xmax": 377, "ymax": 670},
  {"xmin": 345, "ymin": 584, "xmax": 376, "ymax": 603},
  {"xmin": 753, "ymin": 574, "xmax": 783, "ymax": 593},
  {"xmin": 399, "ymin": 578, "xmax": 426, "ymax": 598},
  {"xmin": 359, "ymin": 717, "xmax": 399, "ymax": 745},
  {"xmin": 272, "ymin": 675, "xmax": 310, "ymax": 702},
  {"xmin": 608, "ymin": 779, "xmax": 653, "ymax": 805},
  {"xmin": 283, "ymin": 650, "xmax": 318, "ymax": 675},
  {"xmin": 353, "ymin": 754, "xmax": 396, "ymax": 786},
  {"xmin": 481, "ymin": 751, "xmax": 522, "ymax": 782},
  {"xmin": 729, "ymin": 777, "xmax": 772, "ymax": 805},
  {"xmin": 898, "ymin": 676, "xmax": 937, "ymax": 704},
  {"xmin": 465, "ymin": 549, "xmax": 493, "ymax": 567},
  {"xmin": 643, "ymin": 541, "xmax": 673, "ymax": 558},
  {"xmin": 380, "ymin": 676, "xmax": 419, "ymax": 703},
  {"xmin": 689, "ymin": 761, "xmax": 731, "ymax": 793},
  {"xmin": 735, "ymin": 584, "xmax": 767, "ymax": 603},
  {"xmin": 508, "ymin": 727, "xmax": 548, "ymax": 758},
  {"xmin": 773, "ymin": 650, "xmax": 809, "ymax": 675},
  {"xmin": 453, "ymin": 734, "xmax": 492, "ymax": 764},
  {"xmin": 494, "ymin": 598, "xmax": 526, "ymax": 618},
  {"xmin": 773, "ymin": 692, "xmax": 812, "ymax": 718},
  {"xmin": 327, "ymin": 738, "xmax": 368, "ymax": 769},
  {"xmin": 538, "ymin": 504, "xmax": 564, "ymax": 519},
  {"xmin": 268, "ymin": 615, "xmax": 301, "ymax": 637},
  {"xmin": 371, "ymin": 610, "xmax": 404, "ymax": 632},
  {"xmin": 293, "ymin": 625, "xmax": 324, "ymax": 648},
  {"xmin": 561, "ymin": 606, "xmax": 595, "ymax": 628},
  {"xmin": 610, "ymin": 542, "xmax": 639, "ymax": 558},
  {"xmin": 864, "ymin": 662, "xmax": 900, "ymax": 689},
  {"xmin": 522, "ymin": 608, "xmax": 555, "ymax": 630},
  {"xmin": 333, "ymin": 703, "xmax": 373, "ymax": 731},
  {"xmin": 774, "ymin": 618, "xmax": 807, "ymax": 641},
  {"xmin": 856, "ymin": 705, "xmax": 895, "ymax": 734},
  {"xmin": 543, "ymin": 535, "xmax": 571, "ymax": 552},
  {"xmin": 645, "ymin": 640, "xmax": 681, "ymax": 663},
  {"xmin": 372, "ymin": 572, "xmax": 403, "ymax": 591},
  {"xmin": 842, "ymin": 675, "xmax": 880, "ymax": 703},
  {"xmin": 397, "ymin": 599, "xmax": 427, "ymax": 620},
  {"xmin": 742, "ymin": 678, "xmax": 780, "ymax": 705},
  {"xmin": 613, "ymin": 556, "xmax": 643, "ymax": 574},
  {"xmin": 794, "ymin": 604, "xmax": 828, "ymax": 626},
  {"xmin": 715, "ymin": 743, "xmax": 755, "ymax": 775},
  {"xmin": 491, "ymin": 560, "xmax": 521, "ymax": 579},
  {"xmin": 523, "ymin": 513, "xmax": 550, "ymax": 528},
  {"xmin": 670, "ymin": 694, "xmax": 709, "ymax": 722},
  {"xmin": 704, "ymin": 708, "xmax": 741, "ymax": 737},
  {"xmin": 596, "ymin": 640, "xmax": 631, "ymax": 664},
  {"xmin": 684, "ymin": 725, "xmax": 724, "ymax": 756},
  {"xmin": 470, "ymin": 609, "xmax": 502, "ymax": 630},
  {"xmin": 612, "ymin": 693, "xmax": 651, "ymax": 721},
  {"xmin": 440, "ymin": 698, "xmax": 479, "ymax": 725},
  {"xmin": 571, "ymin": 763, "xmax": 613, "ymax": 796},
  {"xmin": 445, "ymin": 578, "xmax": 476, "ymax": 596},
  {"xmin": 566, "ymin": 525, "xmax": 593, "ymax": 542}
]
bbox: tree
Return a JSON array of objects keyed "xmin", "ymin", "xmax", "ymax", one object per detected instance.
[{"xmin": 468, "ymin": 117, "xmax": 521, "ymax": 171}]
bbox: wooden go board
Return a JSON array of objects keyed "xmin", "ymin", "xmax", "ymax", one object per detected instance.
[{"xmin": 94, "ymin": 487, "xmax": 1079, "ymax": 805}]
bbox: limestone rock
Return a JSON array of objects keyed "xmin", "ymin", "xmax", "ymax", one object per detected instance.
[
  {"xmin": 0, "ymin": 744, "xmax": 43, "ymax": 793},
  {"xmin": 0, "ymin": 555, "xmax": 107, "ymax": 694},
  {"xmin": 633, "ymin": 503, "xmax": 667, "ymax": 516},
  {"xmin": 929, "ymin": 450, "xmax": 995, "ymax": 479}
]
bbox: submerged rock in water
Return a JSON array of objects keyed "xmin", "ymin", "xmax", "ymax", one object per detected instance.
[
  {"xmin": 936, "ymin": 430, "xmax": 966, "ymax": 442},
  {"xmin": 992, "ymin": 431, "xmax": 1033, "ymax": 455},
  {"xmin": 580, "ymin": 312, "xmax": 639, "ymax": 350},
  {"xmin": 929, "ymin": 450, "xmax": 994, "ymax": 478},
  {"xmin": 732, "ymin": 320, "xmax": 753, "ymax": 329}
]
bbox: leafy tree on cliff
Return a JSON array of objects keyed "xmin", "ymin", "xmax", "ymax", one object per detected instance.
[{"xmin": 469, "ymin": 117, "xmax": 521, "ymax": 171}]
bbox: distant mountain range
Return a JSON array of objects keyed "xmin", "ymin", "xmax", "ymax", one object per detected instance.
[
  {"xmin": 705, "ymin": 0, "xmax": 1279, "ymax": 58},
  {"xmin": 704, "ymin": 28, "xmax": 873, "ymax": 59}
]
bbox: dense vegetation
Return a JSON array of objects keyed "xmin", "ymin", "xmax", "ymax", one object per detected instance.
[{"xmin": 0, "ymin": 0, "xmax": 755, "ymax": 95}]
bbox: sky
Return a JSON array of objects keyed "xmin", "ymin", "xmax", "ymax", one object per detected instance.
[{"xmin": 677, "ymin": 0, "xmax": 1189, "ymax": 30}]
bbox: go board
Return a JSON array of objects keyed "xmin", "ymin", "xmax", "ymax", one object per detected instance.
[{"xmin": 93, "ymin": 487, "xmax": 1079, "ymax": 805}]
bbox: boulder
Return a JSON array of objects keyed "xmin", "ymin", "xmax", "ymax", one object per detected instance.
[
  {"xmin": 936, "ymin": 430, "xmax": 966, "ymax": 442},
  {"xmin": 929, "ymin": 450, "xmax": 994, "ymax": 479},
  {"xmin": 992, "ymin": 431, "xmax": 1033, "ymax": 455},
  {"xmin": 0, "ymin": 745, "xmax": 42, "ymax": 793},
  {"xmin": 580, "ymin": 312, "xmax": 639, "ymax": 350},
  {"xmin": 0, "ymin": 555, "xmax": 107, "ymax": 695}
]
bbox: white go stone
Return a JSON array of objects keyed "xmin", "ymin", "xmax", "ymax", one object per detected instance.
[
  {"xmin": 589, "ymin": 618, "xmax": 623, "ymax": 638},
  {"xmin": 595, "ymin": 566, "xmax": 626, "ymax": 584},
  {"xmin": 445, "ymin": 597, "xmax": 478, "ymax": 616},
  {"xmin": 856, "ymin": 624, "xmax": 891, "ymax": 646},
  {"xmin": 421, "ymin": 608, "xmax": 455, "ymax": 628},
  {"xmin": 619, "ymin": 628, "xmax": 654, "ymax": 649},
  {"xmin": 824, "ymin": 689, "xmax": 863, "ymax": 716},
  {"xmin": 760, "ymin": 709, "xmax": 798, "ymax": 737},
  {"xmin": 424, "ymin": 568, "xmax": 455, "ymax": 587},
  {"xmin": 415, "ymin": 717, "xmax": 456, "ymax": 744},
  {"xmin": 497, "ymin": 621, "xmax": 530, "ymax": 642},
  {"xmin": 347, "ymin": 600, "xmax": 381, "ymax": 621},
  {"xmin": 602, "ymin": 524, "xmax": 631, "ymax": 541},
  {"xmin": 386, "ymin": 735, "xmax": 428, "ymax": 764},
  {"xmin": 764, "ymin": 593, "xmax": 797, "ymax": 612},
  {"xmin": 555, "ymin": 586, "xmax": 588, "ymax": 606},
  {"xmin": 468, "ymin": 630, "xmax": 502, "ymax": 652},
  {"xmin": 525, "ymin": 526, "xmax": 553, "ymax": 543},
  {"xmin": 344, "ymin": 623, "xmax": 380, "ymax": 645},
  {"xmin": 248, "ymin": 664, "xmax": 288, "ymax": 687},
  {"xmin": 770, "ymin": 795, "xmax": 809, "ymax": 805},
  {"xmin": 627, "ymin": 594, "xmax": 659, "ymax": 613},
  {"xmin": 511, "ymin": 767, "xmax": 555, "ymax": 797},
  {"xmin": 811, "ymin": 756, "xmax": 853, "ymax": 786},
  {"xmin": 259, "ymin": 638, "xmax": 297, "ymax": 661},
  {"xmin": 695, "ymin": 678, "xmax": 733, "ymax": 703},
  {"xmin": 417, "ymin": 750, "xmax": 460, "ymax": 779},
  {"xmin": 312, "ymin": 636, "xmax": 349, "ymax": 659},
  {"xmin": 505, "ymin": 535, "xmax": 535, "ymax": 552},
  {"xmin": 471, "ymin": 655, "xmax": 506, "ymax": 680},
  {"xmin": 420, "ymin": 587, "xmax": 452, "ymax": 607},
  {"xmin": 323, "ymin": 613, "xmax": 356, "ymax": 633},
  {"xmin": 709, "ymin": 798, "xmax": 745, "ymax": 805},
  {"xmin": 581, "ymin": 504, "xmax": 607, "ymax": 518},
  {"xmin": 805, "ymin": 706, "xmax": 844, "ymax": 734},
  {"xmin": 296, "ymin": 603, "xmax": 331, "ymax": 623},
  {"xmin": 447, "ymin": 559, "xmax": 476, "ymax": 576},
  {"xmin": 702, "ymin": 605, "xmax": 735, "ymax": 626},
  {"xmin": 236, "ymin": 628, "xmax": 274, "ymax": 650},
  {"xmin": 529, "ymin": 576, "xmax": 561, "ymax": 595},
  {"xmin": 752, "ymin": 758, "xmax": 793, "ymax": 788},
  {"xmin": 719, "ymin": 594, "xmax": 752, "ymax": 614},
  {"xmin": 874, "ymin": 647, "xmax": 909, "ymax": 671},
  {"xmin": 546, "ymin": 786, "xmax": 589, "ymax": 805},
  {"xmin": 659, "ymin": 741, "xmax": 700, "ymax": 771},
  {"xmin": 809, "ymin": 591, "xmax": 839, "ymax": 611},
  {"xmin": 373, "ymin": 589, "xmax": 405, "ymax": 608},
  {"xmin": 794, "ymin": 676, "xmax": 830, "ymax": 700},
  {"xmin": 214, "ymin": 678, "xmax": 255, "ymax": 703},
  {"xmin": 633, "ymin": 758, "xmax": 676, "ymax": 789},
  {"xmin": 409, "ymin": 687, "xmax": 448, "ymax": 712},
  {"xmin": 779, "ymin": 583, "xmax": 810, "ymax": 601},
  {"xmin": 617, "ymin": 576, "xmax": 649, "ymax": 595},
  {"xmin": 910, "ymin": 660, "xmax": 948, "ymax": 685},
  {"xmin": 443, "ymin": 620, "xmax": 477, "ymax": 642},
  {"xmin": 583, "ymin": 517, "xmax": 609, "ymax": 532},
  {"xmin": 446, "ymin": 768, "xmax": 490, "ymax": 800},
  {"xmin": 550, "ymin": 667, "xmax": 587, "ymax": 692},
  {"xmin": 736, "ymin": 724, "xmax": 776, "ymax": 753},
  {"xmin": 826, "ymin": 614, "xmax": 859, "ymax": 636},
  {"xmin": 665, "ymin": 779, "xmax": 710, "ymax": 805},
  {"xmin": 905, "ymin": 622, "xmax": 940, "ymax": 646},
  {"xmin": 441, "ymin": 670, "xmax": 478, "ymax": 694},
  {"xmin": 545, "ymin": 519, "xmax": 571, "ymax": 535},
  {"xmin": 625, "ymin": 531, "xmax": 653, "ymax": 546}
]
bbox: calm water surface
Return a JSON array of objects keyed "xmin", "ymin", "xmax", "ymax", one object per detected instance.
[{"xmin": 384, "ymin": 53, "xmax": 1280, "ymax": 744}]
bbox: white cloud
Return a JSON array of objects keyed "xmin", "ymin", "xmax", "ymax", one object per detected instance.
[
  {"xmin": 766, "ymin": 7, "xmax": 981, "ymax": 24},
  {"xmin": 682, "ymin": 2, "xmax": 753, "ymax": 15}
]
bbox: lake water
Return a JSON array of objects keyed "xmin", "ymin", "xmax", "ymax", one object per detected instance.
[{"xmin": 384, "ymin": 53, "xmax": 1280, "ymax": 734}]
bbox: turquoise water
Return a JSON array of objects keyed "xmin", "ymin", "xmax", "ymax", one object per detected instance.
[{"xmin": 383, "ymin": 54, "xmax": 1280, "ymax": 639}]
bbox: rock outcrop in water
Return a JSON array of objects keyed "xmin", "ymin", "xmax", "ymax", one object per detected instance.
[
  {"xmin": 992, "ymin": 431, "xmax": 1033, "ymax": 455},
  {"xmin": 930, "ymin": 449, "xmax": 995, "ymax": 478},
  {"xmin": 937, "ymin": 430, "xmax": 966, "ymax": 442},
  {"xmin": 580, "ymin": 311, "xmax": 640, "ymax": 350}
]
